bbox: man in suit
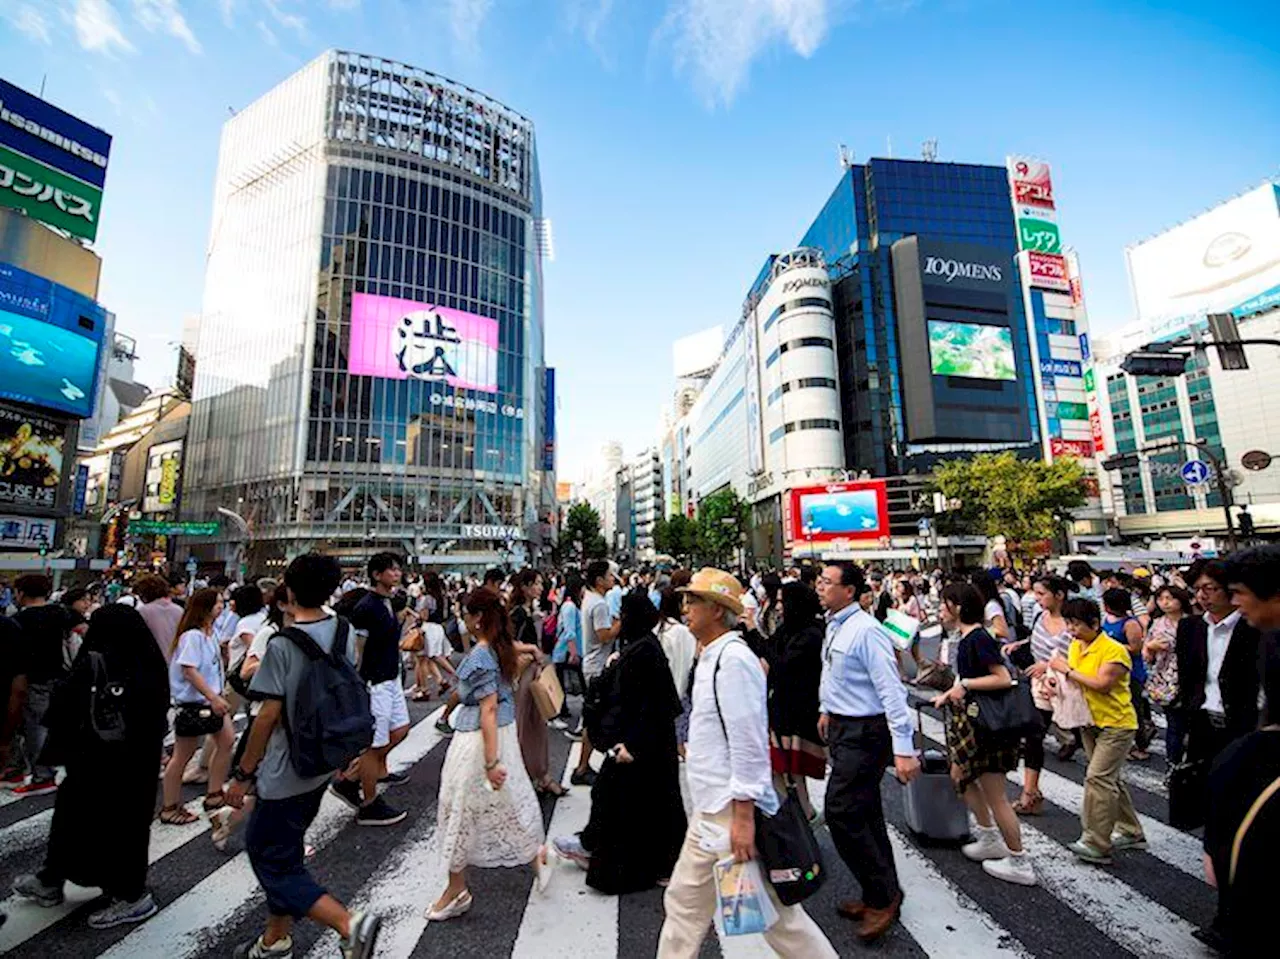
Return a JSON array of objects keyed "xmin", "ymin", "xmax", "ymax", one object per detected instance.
[
  {"xmin": 1175, "ymin": 559, "xmax": 1261, "ymax": 770},
  {"xmin": 1223, "ymin": 545, "xmax": 1280, "ymax": 724}
]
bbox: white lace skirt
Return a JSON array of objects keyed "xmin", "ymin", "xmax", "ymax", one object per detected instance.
[{"xmin": 433, "ymin": 723, "xmax": 544, "ymax": 873}]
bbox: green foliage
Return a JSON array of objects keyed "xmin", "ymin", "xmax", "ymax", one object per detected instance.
[
  {"xmin": 652, "ymin": 516, "xmax": 670, "ymax": 556},
  {"xmin": 562, "ymin": 502, "xmax": 608, "ymax": 559},
  {"xmin": 931, "ymin": 452, "xmax": 1088, "ymax": 547},
  {"xmin": 695, "ymin": 488, "xmax": 751, "ymax": 568}
]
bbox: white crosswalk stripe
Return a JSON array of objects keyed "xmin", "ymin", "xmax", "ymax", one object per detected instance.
[{"xmin": 0, "ymin": 699, "xmax": 1220, "ymax": 959}]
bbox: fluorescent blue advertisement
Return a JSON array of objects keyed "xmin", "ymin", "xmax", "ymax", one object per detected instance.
[
  {"xmin": 0, "ymin": 261, "xmax": 106, "ymax": 418},
  {"xmin": 799, "ymin": 489, "xmax": 882, "ymax": 535}
]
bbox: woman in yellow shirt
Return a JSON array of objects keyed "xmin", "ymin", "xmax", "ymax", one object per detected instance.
[{"xmin": 1047, "ymin": 598, "xmax": 1146, "ymax": 866}]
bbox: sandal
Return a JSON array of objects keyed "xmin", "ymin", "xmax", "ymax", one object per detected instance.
[
  {"xmin": 1129, "ymin": 748, "xmax": 1150, "ymax": 761},
  {"xmin": 536, "ymin": 780, "xmax": 568, "ymax": 797},
  {"xmin": 159, "ymin": 804, "xmax": 200, "ymax": 825},
  {"xmin": 203, "ymin": 793, "xmax": 227, "ymax": 813},
  {"xmin": 1011, "ymin": 790, "xmax": 1044, "ymax": 816}
]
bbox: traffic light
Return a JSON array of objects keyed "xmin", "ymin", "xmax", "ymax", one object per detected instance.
[
  {"xmin": 1207, "ymin": 312, "xmax": 1249, "ymax": 370},
  {"xmin": 1238, "ymin": 507, "xmax": 1256, "ymax": 538},
  {"xmin": 1121, "ymin": 351, "xmax": 1189, "ymax": 377},
  {"xmin": 1101, "ymin": 453, "xmax": 1140, "ymax": 471}
]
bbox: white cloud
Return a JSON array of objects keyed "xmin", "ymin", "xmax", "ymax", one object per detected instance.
[
  {"xmin": 566, "ymin": 0, "xmax": 614, "ymax": 54},
  {"xmin": 264, "ymin": 0, "xmax": 306, "ymax": 40},
  {"xmin": 661, "ymin": 0, "xmax": 833, "ymax": 106},
  {"xmin": 447, "ymin": 0, "xmax": 493, "ymax": 52},
  {"xmin": 68, "ymin": 0, "xmax": 136, "ymax": 55},
  {"xmin": 132, "ymin": 0, "xmax": 201, "ymax": 53},
  {"xmin": 217, "ymin": 0, "xmax": 235, "ymax": 26},
  {"xmin": 328, "ymin": 0, "xmax": 360, "ymax": 9},
  {"xmin": 256, "ymin": 18, "xmax": 278, "ymax": 45},
  {"xmin": 1, "ymin": 2, "xmax": 52, "ymax": 43}
]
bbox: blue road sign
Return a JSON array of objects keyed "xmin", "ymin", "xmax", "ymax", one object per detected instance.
[{"xmin": 1181, "ymin": 460, "xmax": 1212, "ymax": 486}]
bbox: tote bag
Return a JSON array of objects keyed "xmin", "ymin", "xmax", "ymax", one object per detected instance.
[
  {"xmin": 1049, "ymin": 674, "xmax": 1093, "ymax": 729},
  {"xmin": 531, "ymin": 664, "xmax": 565, "ymax": 720}
]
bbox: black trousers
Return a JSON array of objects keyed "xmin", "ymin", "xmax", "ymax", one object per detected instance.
[{"xmin": 825, "ymin": 714, "xmax": 899, "ymax": 909}]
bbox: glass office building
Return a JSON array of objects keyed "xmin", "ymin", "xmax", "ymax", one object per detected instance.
[
  {"xmin": 184, "ymin": 51, "xmax": 551, "ymax": 569},
  {"xmin": 800, "ymin": 158, "xmax": 1041, "ymax": 478}
]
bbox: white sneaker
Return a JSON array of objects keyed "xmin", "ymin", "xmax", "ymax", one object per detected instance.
[
  {"xmin": 962, "ymin": 825, "xmax": 1011, "ymax": 862},
  {"xmin": 983, "ymin": 853, "xmax": 1037, "ymax": 886}
]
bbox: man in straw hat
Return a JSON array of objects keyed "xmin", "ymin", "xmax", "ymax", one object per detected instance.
[{"xmin": 657, "ymin": 569, "xmax": 837, "ymax": 959}]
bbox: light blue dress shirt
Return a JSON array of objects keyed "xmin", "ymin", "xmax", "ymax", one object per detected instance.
[{"xmin": 820, "ymin": 603, "xmax": 918, "ymax": 756}]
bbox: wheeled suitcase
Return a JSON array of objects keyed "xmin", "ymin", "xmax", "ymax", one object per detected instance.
[{"xmin": 901, "ymin": 706, "xmax": 970, "ymax": 842}]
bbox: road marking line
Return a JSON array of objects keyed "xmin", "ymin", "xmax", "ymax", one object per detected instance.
[
  {"xmin": 511, "ymin": 743, "xmax": 619, "ymax": 958},
  {"xmin": 914, "ymin": 711, "xmax": 1202, "ymax": 881},
  {"xmin": 96, "ymin": 709, "xmax": 445, "ymax": 959}
]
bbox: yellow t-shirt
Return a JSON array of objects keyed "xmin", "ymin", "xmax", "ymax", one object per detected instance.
[{"xmin": 1068, "ymin": 636, "xmax": 1137, "ymax": 730}]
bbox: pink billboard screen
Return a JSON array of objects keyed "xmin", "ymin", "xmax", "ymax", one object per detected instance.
[{"xmin": 348, "ymin": 293, "xmax": 499, "ymax": 393}]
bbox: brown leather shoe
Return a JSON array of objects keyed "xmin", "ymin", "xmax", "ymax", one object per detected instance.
[
  {"xmin": 855, "ymin": 891, "xmax": 903, "ymax": 942},
  {"xmin": 836, "ymin": 900, "xmax": 867, "ymax": 921}
]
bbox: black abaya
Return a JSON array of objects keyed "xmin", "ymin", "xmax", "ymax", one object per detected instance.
[
  {"xmin": 37, "ymin": 605, "xmax": 169, "ymax": 900},
  {"xmin": 579, "ymin": 633, "xmax": 686, "ymax": 895}
]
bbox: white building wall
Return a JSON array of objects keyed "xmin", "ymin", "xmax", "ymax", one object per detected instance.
[{"xmin": 1206, "ymin": 308, "xmax": 1280, "ymax": 505}]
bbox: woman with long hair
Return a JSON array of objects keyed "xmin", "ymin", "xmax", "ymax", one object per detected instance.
[
  {"xmin": 509, "ymin": 569, "xmax": 564, "ymax": 796},
  {"xmin": 551, "ymin": 575, "xmax": 586, "ymax": 727},
  {"xmin": 894, "ymin": 578, "xmax": 929, "ymax": 680},
  {"xmin": 412, "ymin": 572, "xmax": 457, "ymax": 702},
  {"xmin": 757, "ymin": 572, "xmax": 783, "ymax": 641},
  {"xmin": 766, "ymin": 582, "xmax": 827, "ymax": 823},
  {"xmin": 1143, "ymin": 584, "xmax": 1193, "ymax": 763},
  {"xmin": 932, "ymin": 584, "xmax": 1036, "ymax": 886},
  {"xmin": 13, "ymin": 605, "xmax": 170, "ymax": 927},
  {"xmin": 426, "ymin": 588, "xmax": 549, "ymax": 921},
  {"xmin": 1004, "ymin": 575, "xmax": 1073, "ymax": 815},
  {"xmin": 160, "ymin": 587, "xmax": 235, "ymax": 825},
  {"xmin": 554, "ymin": 591, "xmax": 686, "ymax": 893}
]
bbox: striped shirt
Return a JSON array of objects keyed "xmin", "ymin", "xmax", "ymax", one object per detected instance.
[{"xmin": 1030, "ymin": 612, "xmax": 1071, "ymax": 664}]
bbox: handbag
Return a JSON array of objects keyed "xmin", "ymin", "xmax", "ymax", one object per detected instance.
[
  {"xmin": 967, "ymin": 676, "xmax": 1042, "ymax": 738},
  {"xmin": 1048, "ymin": 674, "xmax": 1092, "ymax": 729},
  {"xmin": 399, "ymin": 627, "xmax": 424, "ymax": 653},
  {"xmin": 710, "ymin": 642, "xmax": 825, "ymax": 905},
  {"xmin": 173, "ymin": 702, "xmax": 225, "ymax": 738},
  {"xmin": 753, "ymin": 781, "xmax": 826, "ymax": 905},
  {"xmin": 531, "ymin": 663, "xmax": 565, "ymax": 720},
  {"xmin": 1167, "ymin": 759, "xmax": 1206, "ymax": 830}
]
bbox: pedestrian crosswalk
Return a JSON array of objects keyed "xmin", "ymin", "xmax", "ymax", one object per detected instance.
[{"xmin": 0, "ymin": 697, "xmax": 1216, "ymax": 959}]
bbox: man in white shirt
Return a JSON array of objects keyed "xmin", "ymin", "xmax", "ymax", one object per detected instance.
[
  {"xmin": 657, "ymin": 568, "xmax": 837, "ymax": 959},
  {"xmin": 818, "ymin": 562, "xmax": 919, "ymax": 943}
]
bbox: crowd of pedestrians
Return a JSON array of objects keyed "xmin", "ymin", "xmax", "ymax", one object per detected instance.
[{"xmin": 0, "ymin": 541, "xmax": 1277, "ymax": 957}]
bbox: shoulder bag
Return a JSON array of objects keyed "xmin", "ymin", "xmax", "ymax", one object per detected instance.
[
  {"xmin": 966, "ymin": 675, "xmax": 1042, "ymax": 739},
  {"xmin": 710, "ymin": 641, "xmax": 825, "ymax": 906},
  {"xmin": 1230, "ymin": 770, "xmax": 1280, "ymax": 886}
]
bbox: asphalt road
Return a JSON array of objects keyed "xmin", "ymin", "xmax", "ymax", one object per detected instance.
[{"xmin": 0, "ymin": 681, "xmax": 1214, "ymax": 959}]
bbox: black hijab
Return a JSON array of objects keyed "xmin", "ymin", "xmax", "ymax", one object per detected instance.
[{"xmin": 81, "ymin": 604, "xmax": 170, "ymax": 744}]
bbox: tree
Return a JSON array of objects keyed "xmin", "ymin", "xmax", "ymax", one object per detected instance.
[
  {"xmin": 931, "ymin": 452, "xmax": 1087, "ymax": 551},
  {"xmin": 652, "ymin": 516, "xmax": 670, "ymax": 556},
  {"xmin": 562, "ymin": 502, "xmax": 608, "ymax": 560},
  {"xmin": 696, "ymin": 488, "xmax": 751, "ymax": 568},
  {"xmin": 665, "ymin": 514, "xmax": 697, "ymax": 561}
]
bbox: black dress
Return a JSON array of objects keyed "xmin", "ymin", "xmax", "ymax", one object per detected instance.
[
  {"xmin": 579, "ymin": 633, "xmax": 686, "ymax": 894},
  {"xmin": 38, "ymin": 607, "xmax": 170, "ymax": 901},
  {"xmin": 766, "ymin": 622, "xmax": 827, "ymax": 779}
]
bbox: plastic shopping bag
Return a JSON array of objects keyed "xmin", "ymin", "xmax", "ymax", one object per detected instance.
[
  {"xmin": 883, "ymin": 610, "xmax": 921, "ymax": 652},
  {"xmin": 713, "ymin": 857, "xmax": 779, "ymax": 938}
]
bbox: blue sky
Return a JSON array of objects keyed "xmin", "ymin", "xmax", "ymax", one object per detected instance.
[{"xmin": 2, "ymin": 0, "xmax": 1279, "ymax": 481}]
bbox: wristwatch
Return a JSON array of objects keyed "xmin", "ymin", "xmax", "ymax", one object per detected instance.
[{"xmin": 231, "ymin": 766, "xmax": 257, "ymax": 783}]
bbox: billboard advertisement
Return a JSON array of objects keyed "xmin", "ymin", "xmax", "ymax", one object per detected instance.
[
  {"xmin": 1049, "ymin": 438, "xmax": 1094, "ymax": 460},
  {"xmin": 927, "ymin": 321, "xmax": 1016, "ymax": 380},
  {"xmin": 144, "ymin": 439, "xmax": 183, "ymax": 514},
  {"xmin": 1025, "ymin": 251, "xmax": 1071, "ymax": 292},
  {"xmin": 0, "ymin": 261, "xmax": 107, "ymax": 418},
  {"xmin": 0, "ymin": 208, "xmax": 101, "ymax": 298},
  {"xmin": 542, "ymin": 367, "xmax": 556, "ymax": 472},
  {"xmin": 0, "ymin": 79, "xmax": 111, "ymax": 243},
  {"xmin": 348, "ymin": 292, "xmax": 498, "ymax": 392},
  {"xmin": 1016, "ymin": 208, "xmax": 1061, "ymax": 254},
  {"xmin": 0, "ymin": 403, "xmax": 64, "ymax": 511},
  {"xmin": 1007, "ymin": 157, "xmax": 1055, "ymax": 210},
  {"xmin": 0, "ymin": 514, "xmax": 57, "ymax": 550},
  {"xmin": 789, "ymin": 480, "xmax": 889, "ymax": 543},
  {"xmin": 1127, "ymin": 183, "xmax": 1280, "ymax": 326}
]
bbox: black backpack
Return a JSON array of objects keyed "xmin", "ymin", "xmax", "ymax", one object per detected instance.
[
  {"xmin": 582, "ymin": 657, "xmax": 624, "ymax": 751},
  {"xmin": 279, "ymin": 617, "xmax": 374, "ymax": 778}
]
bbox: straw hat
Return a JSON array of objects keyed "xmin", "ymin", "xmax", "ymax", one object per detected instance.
[{"xmin": 677, "ymin": 567, "xmax": 745, "ymax": 616}]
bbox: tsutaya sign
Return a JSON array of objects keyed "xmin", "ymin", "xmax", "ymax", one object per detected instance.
[
  {"xmin": 461, "ymin": 523, "xmax": 521, "ymax": 540},
  {"xmin": 923, "ymin": 256, "xmax": 1003, "ymax": 284},
  {"xmin": 0, "ymin": 80, "xmax": 111, "ymax": 243}
]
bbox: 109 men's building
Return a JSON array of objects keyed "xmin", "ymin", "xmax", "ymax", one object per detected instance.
[{"xmin": 183, "ymin": 52, "xmax": 556, "ymax": 571}]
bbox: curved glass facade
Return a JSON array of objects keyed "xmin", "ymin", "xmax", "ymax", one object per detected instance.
[{"xmin": 184, "ymin": 51, "xmax": 550, "ymax": 568}]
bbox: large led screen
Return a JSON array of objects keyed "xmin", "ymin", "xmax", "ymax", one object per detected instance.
[
  {"xmin": 789, "ymin": 480, "xmax": 888, "ymax": 543},
  {"xmin": 927, "ymin": 321, "xmax": 1016, "ymax": 381},
  {"xmin": 0, "ymin": 307, "xmax": 100, "ymax": 417},
  {"xmin": 348, "ymin": 292, "xmax": 498, "ymax": 393}
]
